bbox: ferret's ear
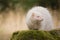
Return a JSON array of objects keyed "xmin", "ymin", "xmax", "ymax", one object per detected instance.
[{"xmin": 32, "ymin": 13, "xmax": 35, "ymax": 17}]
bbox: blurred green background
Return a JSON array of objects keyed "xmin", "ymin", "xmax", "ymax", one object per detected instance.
[
  {"xmin": 0, "ymin": 0, "xmax": 60, "ymax": 40},
  {"xmin": 0, "ymin": 0, "xmax": 60, "ymax": 11}
]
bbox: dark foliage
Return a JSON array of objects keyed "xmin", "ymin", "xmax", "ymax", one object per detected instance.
[
  {"xmin": 38, "ymin": 0, "xmax": 59, "ymax": 10},
  {"xmin": 0, "ymin": 0, "xmax": 10, "ymax": 11},
  {"xmin": 0, "ymin": 0, "xmax": 60, "ymax": 12}
]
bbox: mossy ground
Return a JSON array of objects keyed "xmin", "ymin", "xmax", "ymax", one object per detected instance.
[{"xmin": 10, "ymin": 30, "xmax": 60, "ymax": 40}]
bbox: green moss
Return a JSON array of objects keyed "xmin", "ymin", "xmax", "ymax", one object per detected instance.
[
  {"xmin": 49, "ymin": 30, "xmax": 60, "ymax": 40},
  {"xmin": 11, "ymin": 30, "xmax": 55, "ymax": 40}
]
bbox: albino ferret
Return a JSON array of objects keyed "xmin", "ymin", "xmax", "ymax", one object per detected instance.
[{"xmin": 26, "ymin": 6, "xmax": 54, "ymax": 31}]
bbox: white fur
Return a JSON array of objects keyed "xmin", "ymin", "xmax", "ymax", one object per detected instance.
[{"xmin": 26, "ymin": 6, "xmax": 54, "ymax": 31}]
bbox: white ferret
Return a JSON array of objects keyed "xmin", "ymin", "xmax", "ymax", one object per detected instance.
[{"xmin": 26, "ymin": 6, "xmax": 54, "ymax": 31}]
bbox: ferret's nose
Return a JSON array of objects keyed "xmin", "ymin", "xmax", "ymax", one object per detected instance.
[{"xmin": 37, "ymin": 16, "xmax": 40, "ymax": 18}]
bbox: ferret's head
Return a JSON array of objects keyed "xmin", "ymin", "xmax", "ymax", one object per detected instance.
[{"xmin": 31, "ymin": 13, "xmax": 43, "ymax": 21}]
